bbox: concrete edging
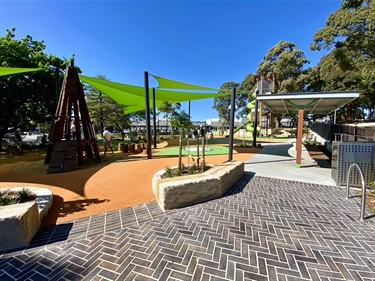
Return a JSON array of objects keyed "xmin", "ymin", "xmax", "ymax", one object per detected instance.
[{"xmin": 152, "ymin": 161, "xmax": 244, "ymax": 211}]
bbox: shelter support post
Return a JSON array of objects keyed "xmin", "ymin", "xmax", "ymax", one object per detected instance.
[
  {"xmin": 334, "ymin": 110, "xmax": 337, "ymax": 124},
  {"xmin": 144, "ymin": 71, "xmax": 152, "ymax": 159},
  {"xmin": 228, "ymin": 87, "xmax": 236, "ymax": 161},
  {"xmin": 296, "ymin": 109, "xmax": 304, "ymax": 168},
  {"xmin": 253, "ymin": 100, "xmax": 259, "ymax": 147}
]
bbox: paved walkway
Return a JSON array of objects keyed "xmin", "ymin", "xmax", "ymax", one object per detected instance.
[
  {"xmin": 1, "ymin": 143, "xmax": 375, "ymax": 280},
  {"xmin": 245, "ymin": 141, "xmax": 336, "ymax": 186}
]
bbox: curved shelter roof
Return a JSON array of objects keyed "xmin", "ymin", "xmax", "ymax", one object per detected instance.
[{"xmin": 256, "ymin": 91, "xmax": 361, "ymax": 115}]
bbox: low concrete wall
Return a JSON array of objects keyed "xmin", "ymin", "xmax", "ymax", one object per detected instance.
[{"xmin": 152, "ymin": 161, "xmax": 244, "ymax": 211}]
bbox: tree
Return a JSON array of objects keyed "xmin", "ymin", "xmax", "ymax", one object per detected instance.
[
  {"xmin": 212, "ymin": 81, "xmax": 244, "ymax": 126},
  {"xmin": 85, "ymin": 75, "xmax": 125, "ymax": 135},
  {"xmin": 169, "ymin": 110, "xmax": 193, "ymax": 169},
  {"xmin": 256, "ymin": 40, "xmax": 309, "ymax": 93},
  {"xmin": 303, "ymin": 66, "xmax": 325, "ymax": 92},
  {"xmin": 311, "ymin": 0, "xmax": 375, "ymax": 120},
  {"xmin": 169, "ymin": 110, "xmax": 193, "ymax": 135},
  {"xmin": 0, "ymin": 28, "xmax": 67, "ymax": 142},
  {"xmin": 158, "ymin": 101, "xmax": 181, "ymax": 136},
  {"xmin": 311, "ymin": 0, "xmax": 374, "ymax": 59}
]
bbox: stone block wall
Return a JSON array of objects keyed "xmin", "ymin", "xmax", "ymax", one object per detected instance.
[
  {"xmin": 152, "ymin": 161, "xmax": 244, "ymax": 211},
  {"xmin": 204, "ymin": 161, "xmax": 245, "ymax": 195},
  {"xmin": 0, "ymin": 202, "xmax": 41, "ymax": 252}
]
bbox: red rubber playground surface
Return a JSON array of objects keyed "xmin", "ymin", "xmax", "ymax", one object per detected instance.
[{"xmin": 0, "ymin": 140, "xmax": 260, "ymax": 226}]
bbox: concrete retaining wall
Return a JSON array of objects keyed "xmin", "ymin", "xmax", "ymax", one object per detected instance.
[{"xmin": 152, "ymin": 161, "xmax": 244, "ymax": 211}]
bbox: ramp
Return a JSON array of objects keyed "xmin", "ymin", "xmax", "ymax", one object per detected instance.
[{"xmin": 47, "ymin": 141, "xmax": 77, "ymax": 174}]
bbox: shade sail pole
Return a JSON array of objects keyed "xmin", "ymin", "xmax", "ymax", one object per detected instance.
[
  {"xmin": 188, "ymin": 101, "xmax": 191, "ymax": 135},
  {"xmin": 144, "ymin": 71, "xmax": 152, "ymax": 159},
  {"xmin": 153, "ymin": 87, "xmax": 157, "ymax": 149},
  {"xmin": 296, "ymin": 109, "xmax": 304, "ymax": 168},
  {"xmin": 228, "ymin": 87, "xmax": 236, "ymax": 161}
]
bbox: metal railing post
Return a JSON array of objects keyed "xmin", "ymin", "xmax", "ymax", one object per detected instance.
[{"xmin": 346, "ymin": 163, "xmax": 367, "ymax": 221}]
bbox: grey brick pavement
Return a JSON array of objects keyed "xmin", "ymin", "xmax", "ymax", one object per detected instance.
[{"xmin": 1, "ymin": 174, "xmax": 375, "ymax": 280}]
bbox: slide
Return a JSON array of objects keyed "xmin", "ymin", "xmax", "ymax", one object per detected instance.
[{"xmin": 233, "ymin": 122, "xmax": 248, "ymax": 134}]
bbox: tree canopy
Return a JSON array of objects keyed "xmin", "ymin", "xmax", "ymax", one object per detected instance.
[
  {"xmin": 85, "ymin": 75, "xmax": 125, "ymax": 134},
  {"xmin": 0, "ymin": 28, "xmax": 67, "ymax": 141},
  {"xmin": 158, "ymin": 101, "xmax": 182, "ymax": 135},
  {"xmin": 311, "ymin": 0, "xmax": 375, "ymax": 120},
  {"xmin": 212, "ymin": 82, "xmax": 244, "ymax": 126},
  {"xmin": 256, "ymin": 40, "xmax": 309, "ymax": 93}
]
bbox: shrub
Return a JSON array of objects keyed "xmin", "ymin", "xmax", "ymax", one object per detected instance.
[
  {"xmin": 0, "ymin": 188, "xmax": 37, "ymax": 206},
  {"xmin": 165, "ymin": 167, "xmax": 173, "ymax": 178},
  {"xmin": 18, "ymin": 187, "xmax": 37, "ymax": 203}
]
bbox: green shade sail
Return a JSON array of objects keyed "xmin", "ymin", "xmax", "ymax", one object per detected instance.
[
  {"xmin": 151, "ymin": 74, "xmax": 219, "ymax": 91},
  {"xmin": 0, "ymin": 67, "xmax": 44, "ymax": 76},
  {"xmin": 80, "ymin": 75, "xmax": 230, "ymax": 114},
  {"xmin": 0, "ymin": 66, "xmax": 229, "ymax": 115}
]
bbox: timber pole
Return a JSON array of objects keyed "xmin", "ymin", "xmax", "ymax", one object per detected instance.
[{"xmin": 296, "ymin": 109, "xmax": 304, "ymax": 168}]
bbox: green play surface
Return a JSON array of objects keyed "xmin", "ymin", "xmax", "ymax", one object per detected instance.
[{"xmin": 155, "ymin": 145, "xmax": 229, "ymax": 156}]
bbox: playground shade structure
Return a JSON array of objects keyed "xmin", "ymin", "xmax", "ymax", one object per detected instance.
[
  {"xmin": 79, "ymin": 75, "xmax": 229, "ymax": 114},
  {"xmin": 0, "ymin": 67, "xmax": 44, "ymax": 76},
  {"xmin": 0, "ymin": 66, "xmax": 230, "ymax": 115}
]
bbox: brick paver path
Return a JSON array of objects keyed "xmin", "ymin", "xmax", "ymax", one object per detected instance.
[{"xmin": 1, "ymin": 174, "xmax": 375, "ymax": 280}]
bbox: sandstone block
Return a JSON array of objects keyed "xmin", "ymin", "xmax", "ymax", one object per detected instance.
[
  {"xmin": 152, "ymin": 161, "xmax": 245, "ymax": 211},
  {"xmin": 157, "ymin": 174, "xmax": 220, "ymax": 210},
  {"xmin": 204, "ymin": 161, "xmax": 244, "ymax": 194},
  {"xmin": 0, "ymin": 202, "xmax": 41, "ymax": 252}
]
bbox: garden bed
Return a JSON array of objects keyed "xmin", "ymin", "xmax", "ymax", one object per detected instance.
[
  {"xmin": 0, "ymin": 187, "xmax": 53, "ymax": 252},
  {"xmin": 152, "ymin": 161, "xmax": 244, "ymax": 210}
]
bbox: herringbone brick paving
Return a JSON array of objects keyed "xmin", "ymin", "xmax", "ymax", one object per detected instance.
[{"xmin": 1, "ymin": 174, "xmax": 375, "ymax": 280}]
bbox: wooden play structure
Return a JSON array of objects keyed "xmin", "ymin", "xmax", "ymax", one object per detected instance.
[
  {"xmin": 44, "ymin": 60, "xmax": 101, "ymax": 173},
  {"xmin": 246, "ymin": 74, "xmax": 278, "ymax": 138}
]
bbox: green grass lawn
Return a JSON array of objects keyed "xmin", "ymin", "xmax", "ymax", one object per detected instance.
[{"xmin": 155, "ymin": 145, "xmax": 229, "ymax": 156}]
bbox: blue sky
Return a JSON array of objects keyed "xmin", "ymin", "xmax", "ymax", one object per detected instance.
[{"xmin": 1, "ymin": 0, "xmax": 341, "ymax": 121}]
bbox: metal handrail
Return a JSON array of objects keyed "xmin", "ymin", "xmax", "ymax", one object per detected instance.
[
  {"xmin": 346, "ymin": 163, "xmax": 367, "ymax": 221},
  {"xmin": 334, "ymin": 132, "xmax": 375, "ymax": 143}
]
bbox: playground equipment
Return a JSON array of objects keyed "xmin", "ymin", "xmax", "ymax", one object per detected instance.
[
  {"xmin": 45, "ymin": 60, "xmax": 101, "ymax": 173},
  {"xmin": 241, "ymin": 74, "xmax": 276, "ymax": 143}
]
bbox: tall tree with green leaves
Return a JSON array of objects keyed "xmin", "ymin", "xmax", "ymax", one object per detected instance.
[
  {"xmin": 257, "ymin": 40, "xmax": 309, "ymax": 93},
  {"xmin": 169, "ymin": 110, "xmax": 193, "ymax": 134},
  {"xmin": 84, "ymin": 75, "xmax": 145, "ymax": 138},
  {"xmin": 0, "ymin": 28, "xmax": 67, "ymax": 142},
  {"xmin": 213, "ymin": 81, "xmax": 247, "ymax": 126},
  {"xmin": 311, "ymin": 0, "xmax": 375, "ymax": 120},
  {"xmin": 84, "ymin": 75, "xmax": 125, "ymax": 134},
  {"xmin": 158, "ymin": 101, "xmax": 181, "ymax": 136},
  {"xmin": 169, "ymin": 110, "xmax": 193, "ymax": 169}
]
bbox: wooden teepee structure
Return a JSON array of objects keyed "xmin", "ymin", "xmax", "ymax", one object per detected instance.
[{"xmin": 45, "ymin": 60, "xmax": 101, "ymax": 173}]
